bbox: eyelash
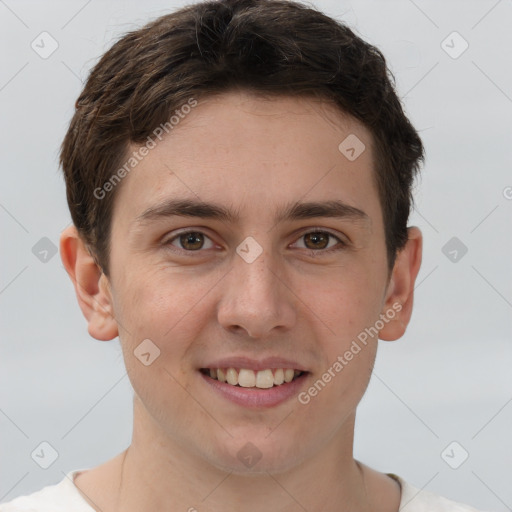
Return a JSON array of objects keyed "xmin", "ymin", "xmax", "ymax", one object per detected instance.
[{"xmin": 163, "ymin": 228, "xmax": 347, "ymax": 255}]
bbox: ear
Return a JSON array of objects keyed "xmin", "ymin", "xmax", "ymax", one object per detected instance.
[
  {"xmin": 59, "ymin": 225, "xmax": 119, "ymax": 341},
  {"xmin": 378, "ymin": 226, "xmax": 422, "ymax": 341}
]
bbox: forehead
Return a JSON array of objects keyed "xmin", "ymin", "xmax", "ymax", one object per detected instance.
[{"xmin": 111, "ymin": 91, "xmax": 380, "ymax": 229}]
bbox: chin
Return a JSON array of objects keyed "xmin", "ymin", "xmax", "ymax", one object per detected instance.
[{"xmin": 203, "ymin": 434, "xmax": 309, "ymax": 475}]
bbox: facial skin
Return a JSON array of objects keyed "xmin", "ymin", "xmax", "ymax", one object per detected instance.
[{"xmin": 61, "ymin": 90, "xmax": 422, "ymax": 512}]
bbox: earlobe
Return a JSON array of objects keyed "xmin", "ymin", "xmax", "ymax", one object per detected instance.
[
  {"xmin": 60, "ymin": 225, "xmax": 119, "ymax": 341},
  {"xmin": 378, "ymin": 226, "xmax": 422, "ymax": 341}
]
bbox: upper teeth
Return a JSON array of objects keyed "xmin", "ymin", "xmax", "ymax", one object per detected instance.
[{"xmin": 207, "ymin": 368, "xmax": 301, "ymax": 388}]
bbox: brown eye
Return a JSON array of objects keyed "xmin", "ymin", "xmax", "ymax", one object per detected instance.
[
  {"xmin": 179, "ymin": 232, "xmax": 204, "ymax": 250},
  {"xmin": 166, "ymin": 231, "xmax": 215, "ymax": 252},
  {"xmin": 303, "ymin": 232, "xmax": 330, "ymax": 250},
  {"xmin": 292, "ymin": 230, "xmax": 346, "ymax": 253}
]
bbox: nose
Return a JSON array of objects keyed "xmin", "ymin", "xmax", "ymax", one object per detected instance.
[{"xmin": 216, "ymin": 244, "xmax": 297, "ymax": 338}]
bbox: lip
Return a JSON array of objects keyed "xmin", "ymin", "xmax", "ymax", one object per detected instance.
[
  {"xmin": 199, "ymin": 370, "xmax": 309, "ymax": 408},
  {"xmin": 199, "ymin": 356, "xmax": 309, "ymax": 372}
]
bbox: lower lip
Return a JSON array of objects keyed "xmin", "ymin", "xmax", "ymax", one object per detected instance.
[{"xmin": 199, "ymin": 371, "xmax": 309, "ymax": 408}]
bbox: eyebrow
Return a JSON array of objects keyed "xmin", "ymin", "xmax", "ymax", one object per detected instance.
[{"xmin": 135, "ymin": 198, "xmax": 370, "ymax": 228}]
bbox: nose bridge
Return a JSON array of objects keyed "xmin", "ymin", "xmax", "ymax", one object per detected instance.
[
  {"xmin": 237, "ymin": 245, "xmax": 276, "ymax": 298},
  {"xmin": 217, "ymin": 238, "xmax": 295, "ymax": 337},
  {"xmin": 233, "ymin": 240, "xmax": 279, "ymax": 309}
]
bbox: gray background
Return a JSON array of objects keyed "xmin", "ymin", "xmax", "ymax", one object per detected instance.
[{"xmin": 1, "ymin": 0, "xmax": 511, "ymax": 510}]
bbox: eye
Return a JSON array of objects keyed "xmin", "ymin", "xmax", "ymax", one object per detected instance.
[
  {"xmin": 163, "ymin": 228, "xmax": 346, "ymax": 255},
  {"xmin": 292, "ymin": 229, "xmax": 346, "ymax": 252},
  {"xmin": 165, "ymin": 230, "xmax": 215, "ymax": 252}
]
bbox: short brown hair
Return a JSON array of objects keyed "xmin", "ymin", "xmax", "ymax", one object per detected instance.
[{"xmin": 60, "ymin": 0, "xmax": 424, "ymax": 277}]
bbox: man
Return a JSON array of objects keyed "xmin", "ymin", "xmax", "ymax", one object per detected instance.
[{"xmin": 0, "ymin": 0, "xmax": 486, "ymax": 510}]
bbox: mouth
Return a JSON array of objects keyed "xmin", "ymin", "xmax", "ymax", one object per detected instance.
[{"xmin": 199, "ymin": 367, "xmax": 308, "ymax": 389}]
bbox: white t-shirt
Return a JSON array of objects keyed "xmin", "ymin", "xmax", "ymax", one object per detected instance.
[{"xmin": 0, "ymin": 470, "xmax": 487, "ymax": 511}]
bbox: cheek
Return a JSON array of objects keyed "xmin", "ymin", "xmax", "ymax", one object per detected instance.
[
  {"xmin": 112, "ymin": 270, "xmax": 209, "ymax": 410},
  {"xmin": 112, "ymin": 266, "xmax": 221, "ymax": 353},
  {"xmin": 304, "ymin": 300, "xmax": 378, "ymax": 417},
  {"xmin": 314, "ymin": 265, "xmax": 385, "ymax": 340},
  {"xmin": 306, "ymin": 268, "xmax": 382, "ymax": 400}
]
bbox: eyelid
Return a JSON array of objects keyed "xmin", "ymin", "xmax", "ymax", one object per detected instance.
[
  {"xmin": 290, "ymin": 226, "xmax": 348, "ymax": 250},
  {"xmin": 163, "ymin": 226, "xmax": 348, "ymax": 254},
  {"xmin": 162, "ymin": 227, "xmax": 218, "ymax": 250}
]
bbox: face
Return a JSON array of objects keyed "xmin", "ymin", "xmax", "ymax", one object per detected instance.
[{"xmin": 101, "ymin": 91, "xmax": 396, "ymax": 473}]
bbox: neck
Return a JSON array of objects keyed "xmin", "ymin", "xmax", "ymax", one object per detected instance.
[{"xmin": 111, "ymin": 400, "xmax": 372, "ymax": 512}]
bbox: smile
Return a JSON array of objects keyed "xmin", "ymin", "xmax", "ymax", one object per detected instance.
[{"xmin": 200, "ymin": 367, "xmax": 305, "ymax": 389}]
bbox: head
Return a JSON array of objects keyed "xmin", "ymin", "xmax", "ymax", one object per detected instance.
[
  {"xmin": 60, "ymin": 0, "xmax": 423, "ymax": 278},
  {"xmin": 60, "ymin": 0, "xmax": 423, "ymax": 474}
]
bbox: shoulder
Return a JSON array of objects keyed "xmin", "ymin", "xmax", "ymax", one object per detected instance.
[
  {"xmin": 0, "ymin": 470, "xmax": 94, "ymax": 512},
  {"xmin": 387, "ymin": 474, "xmax": 489, "ymax": 512}
]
